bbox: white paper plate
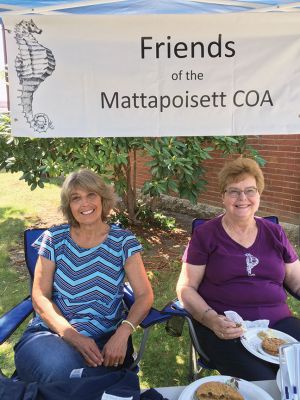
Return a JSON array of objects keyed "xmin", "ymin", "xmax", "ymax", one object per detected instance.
[
  {"xmin": 241, "ymin": 328, "xmax": 297, "ymax": 364},
  {"xmin": 178, "ymin": 375, "xmax": 273, "ymax": 400},
  {"xmin": 257, "ymin": 344, "xmax": 279, "ymax": 361}
]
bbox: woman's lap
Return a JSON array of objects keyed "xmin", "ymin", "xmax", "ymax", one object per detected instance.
[
  {"xmin": 14, "ymin": 325, "xmax": 134, "ymax": 383},
  {"xmin": 272, "ymin": 316, "xmax": 300, "ymax": 340},
  {"xmin": 192, "ymin": 318, "xmax": 300, "ymax": 381}
]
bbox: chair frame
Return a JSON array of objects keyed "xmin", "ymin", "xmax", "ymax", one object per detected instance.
[
  {"xmin": 162, "ymin": 299, "xmax": 215, "ymax": 381},
  {"xmin": 0, "ymin": 227, "xmax": 170, "ymax": 378}
]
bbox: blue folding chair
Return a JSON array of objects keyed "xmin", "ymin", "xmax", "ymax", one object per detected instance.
[
  {"xmin": 161, "ymin": 215, "xmax": 297, "ymax": 381},
  {"xmin": 0, "ymin": 227, "xmax": 171, "ymax": 378}
]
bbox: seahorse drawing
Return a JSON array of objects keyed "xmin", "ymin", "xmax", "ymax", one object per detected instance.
[
  {"xmin": 245, "ymin": 253, "xmax": 259, "ymax": 276},
  {"xmin": 14, "ymin": 19, "xmax": 56, "ymax": 133}
]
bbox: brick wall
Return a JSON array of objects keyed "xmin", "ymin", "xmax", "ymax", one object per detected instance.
[{"xmin": 135, "ymin": 134, "xmax": 300, "ymax": 225}]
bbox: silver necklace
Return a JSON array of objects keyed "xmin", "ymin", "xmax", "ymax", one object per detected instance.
[{"xmin": 223, "ymin": 218, "xmax": 257, "ymax": 238}]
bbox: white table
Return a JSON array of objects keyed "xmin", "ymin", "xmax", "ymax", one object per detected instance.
[{"xmin": 153, "ymin": 380, "xmax": 280, "ymax": 399}]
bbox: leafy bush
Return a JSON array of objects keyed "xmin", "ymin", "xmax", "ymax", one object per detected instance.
[
  {"xmin": 108, "ymin": 210, "xmax": 131, "ymax": 228},
  {"xmin": 136, "ymin": 203, "xmax": 176, "ymax": 230},
  {"xmin": 0, "ymin": 114, "xmax": 265, "ymax": 222},
  {"xmin": 108, "ymin": 204, "xmax": 176, "ymax": 232}
]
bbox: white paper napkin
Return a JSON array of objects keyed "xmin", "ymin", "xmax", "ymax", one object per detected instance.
[{"xmin": 224, "ymin": 310, "xmax": 269, "ymax": 330}]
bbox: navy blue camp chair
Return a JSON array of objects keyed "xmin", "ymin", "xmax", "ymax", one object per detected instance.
[
  {"xmin": 161, "ymin": 215, "xmax": 299, "ymax": 381},
  {"xmin": 0, "ymin": 227, "xmax": 170, "ymax": 378}
]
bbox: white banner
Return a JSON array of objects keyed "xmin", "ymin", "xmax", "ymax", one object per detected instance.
[{"xmin": 3, "ymin": 14, "xmax": 300, "ymax": 137}]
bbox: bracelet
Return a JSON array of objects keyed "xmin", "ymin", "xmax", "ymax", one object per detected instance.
[
  {"xmin": 201, "ymin": 307, "xmax": 214, "ymax": 322},
  {"xmin": 121, "ymin": 319, "xmax": 136, "ymax": 332}
]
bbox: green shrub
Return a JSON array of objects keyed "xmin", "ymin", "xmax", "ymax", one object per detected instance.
[{"xmin": 109, "ymin": 204, "xmax": 176, "ymax": 232}]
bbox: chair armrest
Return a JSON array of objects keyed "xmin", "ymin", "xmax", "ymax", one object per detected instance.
[
  {"xmin": 160, "ymin": 298, "xmax": 190, "ymax": 318},
  {"xmin": 139, "ymin": 308, "xmax": 171, "ymax": 329},
  {"xmin": 123, "ymin": 283, "xmax": 170, "ymax": 328},
  {"xmin": 161, "ymin": 298, "xmax": 214, "ymax": 365},
  {"xmin": 0, "ymin": 297, "xmax": 33, "ymax": 344},
  {"xmin": 285, "ymin": 285, "xmax": 300, "ymax": 301}
]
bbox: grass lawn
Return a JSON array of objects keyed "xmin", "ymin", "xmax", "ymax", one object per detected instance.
[
  {"xmin": 0, "ymin": 171, "xmax": 61, "ymax": 310},
  {"xmin": 0, "ymin": 172, "xmax": 62, "ymax": 377},
  {"xmin": 0, "ymin": 171, "xmax": 299, "ymax": 387}
]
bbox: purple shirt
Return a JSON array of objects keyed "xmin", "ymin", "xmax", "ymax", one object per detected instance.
[{"xmin": 183, "ymin": 216, "xmax": 298, "ymax": 326}]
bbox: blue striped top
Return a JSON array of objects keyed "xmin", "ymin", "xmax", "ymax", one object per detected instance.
[{"xmin": 31, "ymin": 224, "xmax": 142, "ymax": 338}]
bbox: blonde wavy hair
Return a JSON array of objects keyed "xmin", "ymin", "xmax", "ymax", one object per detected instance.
[
  {"xmin": 60, "ymin": 169, "xmax": 117, "ymax": 227},
  {"xmin": 218, "ymin": 157, "xmax": 265, "ymax": 194}
]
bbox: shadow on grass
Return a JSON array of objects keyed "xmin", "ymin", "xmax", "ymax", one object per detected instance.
[
  {"xmin": 0, "ymin": 207, "xmax": 33, "ymax": 377},
  {"xmin": 136, "ymin": 323, "xmax": 191, "ymax": 388},
  {"xmin": 0, "ymin": 208, "xmax": 26, "ymax": 257},
  {"xmin": 0, "ymin": 207, "xmax": 29, "ymax": 303}
]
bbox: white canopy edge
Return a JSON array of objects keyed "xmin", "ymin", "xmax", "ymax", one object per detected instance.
[
  {"xmin": 248, "ymin": 1, "xmax": 300, "ymax": 12},
  {"xmin": 0, "ymin": 0, "xmax": 125, "ymax": 15},
  {"xmin": 0, "ymin": 4, "xmax": 23, "ymax": 11},
  {"xmin": 212, "ymin": 0, "xmax": 299, "ymax": 12},
  {"xmin": 181, "ymin": 0, "xmax": 299, "ymax": 12},
  {"xmin": 186, "ymin": 0, "xmax": 265, "ymax": 10},
  {"xmin": 0, "ymin": 0, "xmax": 299, "ymax": 15}
]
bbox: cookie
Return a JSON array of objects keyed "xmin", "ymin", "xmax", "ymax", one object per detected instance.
[
  {"xmin": 261, "ymin": 337, "xmax": 286, "ymax": 356},
  {"xmin": 195, "ymin": 381, "xmax": 244, "ymax": 400}
]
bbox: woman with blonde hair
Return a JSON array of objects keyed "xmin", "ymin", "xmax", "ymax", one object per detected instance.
[
  {"xmin": 14, "ymin": 169, "xmax": 153, "ymax": 383},
  {"xmin": 177, "ymin": 157, "xmax": 300, "ymax": 380}
]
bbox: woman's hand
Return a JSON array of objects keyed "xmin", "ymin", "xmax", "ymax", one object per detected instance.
[
  {"xmin": 208, "ymin": 314, "xmax": 244, "ymax": 340},
  {"xmin": 102, "ymin": 324, "xmax": 131, "ymax": 367},
  {"xmin": 63, "ymin": 329, "xmax": 104, "ymax": 367}
]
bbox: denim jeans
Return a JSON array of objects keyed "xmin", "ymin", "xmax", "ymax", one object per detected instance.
[{"xmin": 14, "ymin": 324, "xmax": 134, "ymax": 383}]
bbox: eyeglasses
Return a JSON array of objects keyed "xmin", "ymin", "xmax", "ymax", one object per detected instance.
[{"xmin": 224, "ymin": 187, "xmax": 258, "ymax": 199}]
